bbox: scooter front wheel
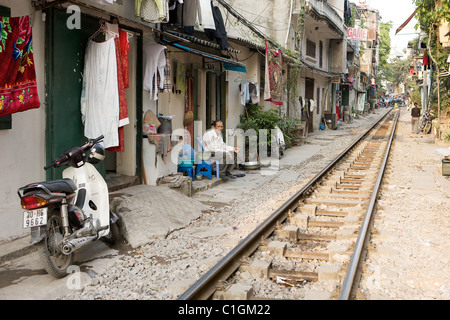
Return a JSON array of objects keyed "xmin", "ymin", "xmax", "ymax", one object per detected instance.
[
  {"xmin": 101, "ymin": 220, "xmax": 121, "ymax": 244},
  {"xmin": 38, "ymin": 215, "xmax": 74, "ymax": 278},
  {"xmin": 423, "ymin": 122, "xmax": 432, "ymax": 134}
]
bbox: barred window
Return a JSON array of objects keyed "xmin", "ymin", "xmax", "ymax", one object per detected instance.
[{"xmin": 306, "ymin": 39, "xmax": 316, "ymax": 58}]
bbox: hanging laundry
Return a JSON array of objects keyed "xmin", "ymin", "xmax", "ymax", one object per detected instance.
[
  {"xmin": 175, "ymin": 60, "xmax": 186, "ymax": 95},
  {"xmin": 151, "ymin": 52, "xmax": 171, "ymax": 94},
  {"xmin": 81, "ymin": 38, "xmax": 120, "ymax": 148},
  {"xmin": 102, "ymin": 22, "xmax": 129, "ymax": 152},
  {"xmin": 0, "ymin": 16, "xmax": 40, "ymax": 117},
  {"xmin": 119, "ymin": 29, "xmax": 130, "ymax": 89},
  {"xmin": 239, "ymin": 81, "xmax": 250, "ymax": 106},
  {"xmin": 167, "ymin": 0, "xmax": 184, "ymax": 24},
  {"xmin": 305, "ymin": 100, "xmax": 311, "ymax": 118},
  {"xmin": 264, "ymin": 39, "xmax": 283, "ymax": 106},
  {"xmin": 107, "ymin": 35, "xmax": 130, "ymax": 153},
  {"xmin": 199, "ymin": 0, "xmax": 215, "ymax": 30},
  {"xmin": 204, "ymin": 4, "xmax": 229, "ymax": 50},
  {"xmin": 177, "ymin": 0, "xmax": 202, "ymax": 35},
  {"xmin": 309, "ymin": 100, "xmax": 316, "ymax": 114},
  {"xmin": 162, "ymin": 51, "xmax": 171, "ymax": 93},
  {"xmin": 104, "ymin": 23, "xmax": 130, "ymax": 88},
  {"xmin": 423, "ymin": 50, "xmax": 430, "ymax": 70},
  {"xmin": 137, "ymin": 0, "xmax": 170, "ymax": 23},
  {"xmin": 143, "ymin": 44, "xmax": 167, "ymax": 100},
  {"xmin": 249, "ymin": 82, "xmax": 259, "ymax": 104}
]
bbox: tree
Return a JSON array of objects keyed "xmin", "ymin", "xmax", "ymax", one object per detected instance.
[
  {"xmin": 376, "ymin": 21, "xmax": 393, "ymax": 95},
  {"xmin": 414, "ymin": 0, "xmax": 450, "ymax": 116}
]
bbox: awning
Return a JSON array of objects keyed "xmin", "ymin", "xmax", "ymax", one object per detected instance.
[
  {"xmin": 161, "ymin": 39, "xmax": 247, "ymax": 73},
  {"xmin": 395, "ymin": 10, "xmax": 417, "ymax": 35}
]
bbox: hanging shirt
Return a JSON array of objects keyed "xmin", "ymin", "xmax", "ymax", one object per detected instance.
[
  {"xmin": 81, "ymin": 38, "xmax": 120, "ymax": 148},
  {"xmin": 178, "ymin": 0, "xmax": 202, "ymax": 27},
  {"xmin": 204, "ymin": 5, "xmax": 229, "ymax": 50},
  {"xmin": 143, "ymin": 44, "xmax": 167, "ymax": 101},
  {"xmin": 240, "ymin": 81, "xmax": 250, "ymax": 106},
  {"xmin": 137, "ymin": 0, "xmax": 169, "ymax": 23}
]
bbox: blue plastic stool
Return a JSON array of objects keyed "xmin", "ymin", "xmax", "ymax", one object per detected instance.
[
  {"xmin": 178, "ymin": 167, "xmax": 195, "ymax": 181},
  {"xmin": 195, "ymin": 161, "xmax": 212, "ymax": 180}
]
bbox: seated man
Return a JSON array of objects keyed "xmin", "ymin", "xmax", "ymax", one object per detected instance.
[{"xmin": 202, "ymin": 120, "xmax": 240, "ymax": 180}]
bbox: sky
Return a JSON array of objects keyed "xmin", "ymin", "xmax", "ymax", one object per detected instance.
[{"xmin": 356, "ymin": 0, "xmax": 420, "ymax": 56}]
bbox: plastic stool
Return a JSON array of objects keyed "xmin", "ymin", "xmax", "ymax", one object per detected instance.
[
  {"xmin": 211, "ymin": 160, "xmax": 220, "ymax": 178},
  {"xmin": 195, "ymin": 161, "xmax": 212, "ymax": 180},
  {"xmin": 178, "ymin": 167, "xmax": 195, "ymax": 181}
]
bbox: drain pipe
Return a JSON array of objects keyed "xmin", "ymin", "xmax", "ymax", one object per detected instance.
[{"xmin": 285, "ymin": 0, "xmax": 294, "ymax": 47}]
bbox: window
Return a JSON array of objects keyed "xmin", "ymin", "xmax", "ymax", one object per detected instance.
[
  {"xmin": 319, "ymin": 41, "xmax": 323, "ymax": 68},
  {"xmin": 306, "ymin": 39, "xmax": 316, "ymax": 58},
  {"xmin": 316, "ymin": 88, "xmax": 320, "ymax": 114}
]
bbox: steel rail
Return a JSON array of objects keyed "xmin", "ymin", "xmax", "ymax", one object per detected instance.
[
  {"xmin": 178, "ymin": 109, "xmax": 393, "ymax": 300},
  {"xmin": 339, "ymin": 110, "xmax": 400, "ymax": 300}
]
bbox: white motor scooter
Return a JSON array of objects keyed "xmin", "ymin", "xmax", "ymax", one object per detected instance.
[{"xmin": 17, "ymin": 135, "xmax": 120, "ymax": 278}]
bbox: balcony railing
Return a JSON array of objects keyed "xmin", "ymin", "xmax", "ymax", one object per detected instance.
[{"xmin": 297, "ymin": 0, "xmax": 345, "ymax": 36}]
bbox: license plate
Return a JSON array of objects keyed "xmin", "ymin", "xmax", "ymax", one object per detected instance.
[{"xmin": 23, "ymin": 208, "xmax": 48, "ymax": 228}]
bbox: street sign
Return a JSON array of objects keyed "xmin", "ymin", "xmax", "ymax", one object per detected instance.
[{"xmin": 347, "ymin": 28, "xmax": 368, "ymax": 41}]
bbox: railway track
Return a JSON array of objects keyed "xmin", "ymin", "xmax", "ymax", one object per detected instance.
[{"xmin": 179, "ymin": 109, "xmax": 399, "ymax": 301}]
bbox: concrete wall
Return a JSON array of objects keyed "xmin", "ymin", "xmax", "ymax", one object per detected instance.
[{"xmin": 224, "ymin": 0, "xmax": 292, "ymax": 46}]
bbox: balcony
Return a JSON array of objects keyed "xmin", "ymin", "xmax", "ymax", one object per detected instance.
[{"xmin": 296, "ymin": 0, "xmax": 345, "ymax": 36}]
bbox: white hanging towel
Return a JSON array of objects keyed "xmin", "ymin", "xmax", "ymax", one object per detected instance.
[
  {"xmin": 198, "ymin": 0, "xmax": 215, "ymax": 30},
  {"xmin": 143, "ymin": 44, "xmax": 167, "ymax": 101},
  {"xmin": 81, "ymin": 38, "xmax": 120, "ymax": 148}
]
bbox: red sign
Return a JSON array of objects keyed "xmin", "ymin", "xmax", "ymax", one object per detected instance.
[{"xmin": 347, "ymin": 28, "xmax": 368, "ymax": 41}]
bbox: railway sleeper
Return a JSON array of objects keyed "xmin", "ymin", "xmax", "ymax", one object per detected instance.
[
  {"xmin": 269, "ymin": 269, "xmax": 319, "ymax": 284},
  {"xmin": 305, "ymin": 198, "xmax": 368, "ymax": 208},
  {"xmin": 288, "ymin": 213, "xmax": 359, "ymax": 230},
  {"xmin": 285, "ymin": 248, "xmax": 353, "ymax": 263},
  {"xmin": 295, "ymin": 204, "xmax": 365, "ymax": 217},
  {"xmin": 312, "ymin": 192, "xmax": 370, "ymax": 200},
  {"xmin": 239, "ymin": 259, "xmax": 320, "ymax": 284},
  {"xmin": 276, "ymin": 225, "xmax": 337, "ymax": 242},
  {"xmin": 212, "ymin": 284, "xmax": 254, "ymax": 300},
  {"xmin": 261, "ymin": 241, "xmax": 353, "ymax": 263}
]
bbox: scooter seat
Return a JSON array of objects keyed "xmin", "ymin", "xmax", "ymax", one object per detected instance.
[{"xmin": 24, "ymin": 178, "xmax": 77, "ymax": 194}]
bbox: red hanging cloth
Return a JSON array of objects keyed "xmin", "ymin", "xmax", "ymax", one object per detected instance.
[{"xmin": 0, "ymin": 16, "xmax": 40, "ymax": 117}]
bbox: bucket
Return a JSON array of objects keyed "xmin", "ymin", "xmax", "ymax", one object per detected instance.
[{"xmin": 442, "ymin": 159, "xmax": 450, "ymax": 176}]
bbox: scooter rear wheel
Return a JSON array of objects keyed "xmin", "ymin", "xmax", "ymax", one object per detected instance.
[{"xmin": 38, "ymin": 215, "xmax": 74, "ymax": 278}]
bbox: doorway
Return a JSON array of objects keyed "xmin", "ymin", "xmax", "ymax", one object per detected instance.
[
  {"xmin": 45, "ymin": 7, "xmax": 143, "ymax": 188},
  {"xmin": 305, "ymin": 77, "xmax": 315, "ymax": 133}
]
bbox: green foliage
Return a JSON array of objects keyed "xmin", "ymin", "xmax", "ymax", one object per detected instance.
[
  {"xmin": 414, "ymin": 0, "xmax": 450, "ymax": 67},
  {"xmin": 377, "ymin": 21, "xmax": 393, "ymax": 92},
  {"xmin": 443, "ymin": 132, "xmax": 450, "ymax": 141},
  {"xmin": 237, "ymin": 104, "xmax": 300, "ymax": 150},
  {"xmin": 410, "ymin": 87, "xmax": 422, "ymax": 106},
  {"xmin": 414, "ymin": 0, "xmax": 450, "ymax": 116}
]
